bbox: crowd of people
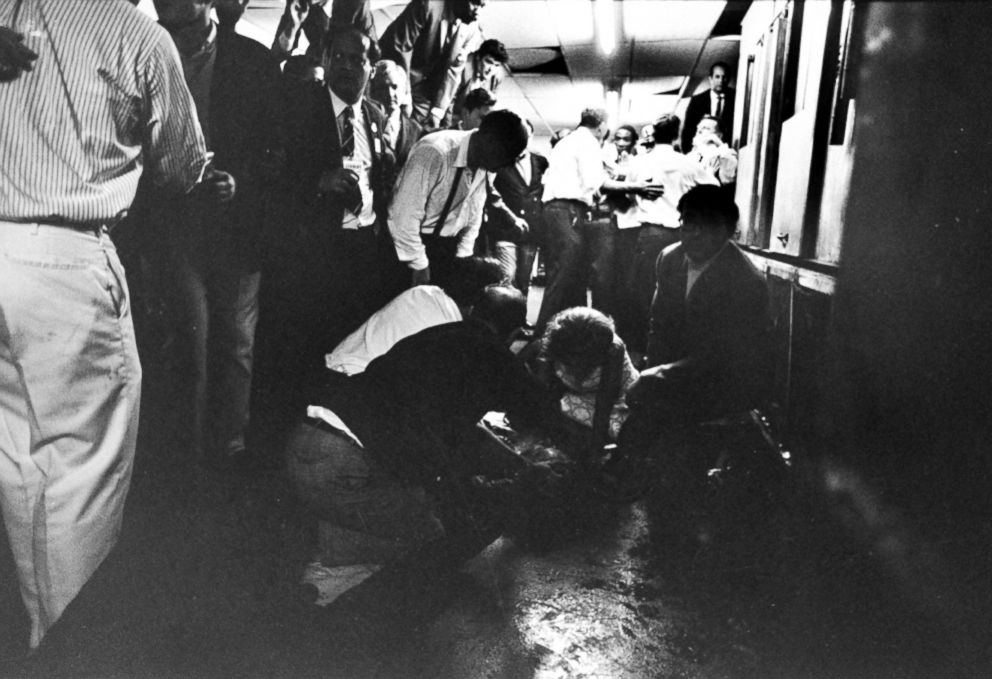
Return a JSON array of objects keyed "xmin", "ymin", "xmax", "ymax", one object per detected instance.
[{"xmin": 0, "ymin": 0, "xmax": 768, "ymax": 649}]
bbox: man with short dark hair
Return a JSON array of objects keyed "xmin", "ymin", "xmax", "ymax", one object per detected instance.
[
  {"xmin": 271, "ymin": 0, "xmax": 374, "ymax": 62},
  {"xmin": 286, "ymin": 284, "xmax": 554, "ymax": 604},
  {"xmin": 619, "ymin": 113, "xmax": 718, "ymax": 351},
  {"xmin": 622, "ymin": 185, "xmax": 770, "ymax": 448},
  {"xmin": 457, "ymin": 86, "xmax": 496, "ymax": 130},
  {"xmin": 271, "ymin": 25, "xmax": 394, "ymax": 393},
  {"xmin": 388, "ymin": 108, "xmax": 530, "ymax": 288},
  {"xmin": 681, "ymin": 61, "xmax": 735, "ymax": 154},
  {"xmin": 154, "ymin": 0, "xmax": 284, "ymax": 469},
  {"xmin": 446, "ymin": 37, "xmax": 507, "ymax": 127},
  {"xmin": 537, "ymin": 107, "xmax": 663, "ymax": 327},
  {"xmin": 379, "ymin": 0, "xmax": 487, "ymax": 129},
  {"xmin": 489, "ymin": 118, "xmax": 548, "ymax": 296}
]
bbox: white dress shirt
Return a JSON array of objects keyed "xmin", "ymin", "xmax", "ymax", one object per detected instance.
[
  {"xmin": 325, "ymin": 285, "xmax": 462, "ymax": 375},
  {"xmin": 541, "ymin": 125, "xmax": 607, "ymax": 207},
  {"xmin": 328, "ymin": 89, "xmax": 376, "ymax": 229},
  {"xmin": 625, "ymin": 144, "xmax": 718, "ymax": 228},
  {"xmin": 388, "ymin": 130, "xmax": 489, "ymax": 270},
  {"xmin": 310, "ymin": 284, "xmax": 462, "ymax": 446}
]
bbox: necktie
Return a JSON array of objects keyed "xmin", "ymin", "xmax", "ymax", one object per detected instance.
[
  {"xmin": 715, "ymin": 94, "xmax": 724, "ymax": 119},
  {"xmin": 340, "ymin": 106, "xmax": 355, "ymax": 158},
  {"xmin": 385, "ymin": 115, "xmax": 398, "ymax": 150}
]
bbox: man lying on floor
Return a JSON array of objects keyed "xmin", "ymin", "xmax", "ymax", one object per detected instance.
[{"xmin": 285, "ymin": 285, "xmax": 559, "ymax": 604}]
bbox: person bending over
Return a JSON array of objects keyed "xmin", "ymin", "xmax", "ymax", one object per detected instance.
[
  {"xmin": 285, "ymin": 285, "xmax": 557, "ymax": 604},
  {"xmin": 523, "ymin": 307, "xmax": 639, "ymax": 455}
]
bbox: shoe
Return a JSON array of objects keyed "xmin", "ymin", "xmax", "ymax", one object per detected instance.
[{"xmin": 300, "ymin": 561, "xmax": 381, "ymax": 607}]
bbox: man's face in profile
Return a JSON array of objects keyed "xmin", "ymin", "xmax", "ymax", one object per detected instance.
[{"xmin": 461, "ymin": 105, "xmax": 491, "ymax": 131}]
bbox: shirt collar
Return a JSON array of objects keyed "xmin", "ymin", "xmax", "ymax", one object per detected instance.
[
  {"xmin": 185, "ymin": 21, "xmax": 218, "ymax": 59},
  {"xmin": 686, "ymin": 240, "xmax": 730, "ymax": 274},
  {"xmin": 328, "ymin": 88, "xmax": 362, "ymax": 120}
]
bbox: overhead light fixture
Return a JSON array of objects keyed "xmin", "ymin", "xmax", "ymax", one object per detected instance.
[
  {"xmin": 594, "ymin": 0, "xmax": 616, "ymax": 56},
  {"xmin": 605, "ymin": 87, "xmax": 621, "ymax": 129}
]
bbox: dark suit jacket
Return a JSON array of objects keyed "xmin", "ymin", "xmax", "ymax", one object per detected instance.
[
  {"xmin": 379, "ymin": 0, "xmax": 482, "ymax": 122},
  {"xmin": 488, "ymin": 151, "xmax": 548, "ymax": 244},
  {"xmin": 646, "ymin": 241, "xmax": 770, "ymax": 416},
  {"xmin": 681, "ymin": 87, "xmax": 736, "ymax": 153},
  {"xmin": 272, "ymin": 0, "xmax": 375, "ymax": 61},
  {"xmin": 159, "ymin": 30, "xmax": 283, "ymax": 271},
  {"xmin": 280, "ymin": 82, "xmax": 394, "ymax": 241},
  {"xmin": 394, "ymin": 111, "xmax": 423, "ymax": 170},
  {"xmin": 316, "ymin": 320, "xmax": 555, "ymax": 488}
]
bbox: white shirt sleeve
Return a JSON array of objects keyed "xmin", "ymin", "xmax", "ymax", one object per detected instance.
[
  {"xmin": 325, "ymin": 286, "xmax": 462, "ymax": 374},
  {"xmin": 577, "ymin": 134, "xmax": 608, "ymax": 194},
  {"xmin": 388, "ymin": 142, "xmax": 447, "ymax": 271}
]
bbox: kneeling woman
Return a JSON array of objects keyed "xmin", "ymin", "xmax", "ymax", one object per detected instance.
[{"xmin": 524, "ymin": 307, "xmax": 639, "ymax": 455}]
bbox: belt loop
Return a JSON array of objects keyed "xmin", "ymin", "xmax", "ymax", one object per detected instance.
[{"xmin": 31, "ymin": 223, "xmax": 41, "ymax": 235}]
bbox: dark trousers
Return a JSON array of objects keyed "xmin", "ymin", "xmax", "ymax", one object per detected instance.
[
  {"xmin": 621, "ymin": 224, "xmax": 683, "ymax": 353},
  {"xmin": 423, "ymin": 233, "xmax": 460, "ymax": 290},
  {"xmin": 536, "ymin": 200, "xmax": 615, "ymax": 328},
  {"xmin": 169, "ymin": 247, "xmax": 260, "ymax": 457},
  {"xmin": 256, "ymin": 224, "xmax": 384, "ymax": 414}
]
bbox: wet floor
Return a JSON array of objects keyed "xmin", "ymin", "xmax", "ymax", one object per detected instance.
[{"xmin": 2, "ymin": 290, "xmax": 991, "ymax": 677}]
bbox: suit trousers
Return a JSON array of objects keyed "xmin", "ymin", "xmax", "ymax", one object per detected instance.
[
  {"xmin": 0, "ymin": 222, "xmax": 141, "ymax": 649},
  {"xmin": 536, "ymin": 200, "xmax": 615, "ymax": 328},
  {"xmin": 285, "ymin": 419, "xmax": 444, "ymax": 566},
  {"xmin": 170, "ymin": 246, "xmax": 260, "ymax": 458},
  {"xmin": 495, "ymin": 240, "xmax": 538, "ymax": 297}
]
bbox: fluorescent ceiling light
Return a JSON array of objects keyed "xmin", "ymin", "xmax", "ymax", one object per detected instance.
[{"xmin": 595, "ymin": 0, "xmax": 616, "ymax": 56}]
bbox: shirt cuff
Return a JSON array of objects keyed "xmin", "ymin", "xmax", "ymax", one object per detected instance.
[{"xmin": 409, "ymin": 255, "xmax": 430, "ymax": 271}]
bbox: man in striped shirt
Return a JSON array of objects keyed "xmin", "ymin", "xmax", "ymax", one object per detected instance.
[{"xmin": 0, "ymin": 0, "xmax": 207, "ymax": 650}]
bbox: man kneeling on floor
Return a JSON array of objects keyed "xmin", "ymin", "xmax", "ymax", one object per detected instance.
[
  {"xmin": 617, "ymin": 185, "xmax": 771, "ymax": 485},
  {"xmin": 286, "ymin": 285, "xmax": 557, "ymax": 605}
]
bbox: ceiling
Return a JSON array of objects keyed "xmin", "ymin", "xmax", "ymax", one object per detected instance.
[{"xmin": 136, "ymin": 0, "xmax": 746, "ymax": 139}]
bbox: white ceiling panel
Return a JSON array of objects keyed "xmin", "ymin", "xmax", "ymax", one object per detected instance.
[
  {"xmin": 542, "ymin": 0, "xmax": 598, "ymax": 45},
  {"xmin": 474, "ymin": 1, "xmax": 565, "ymax": 48},
  {"xmin": 621, "ymin": 1, "xmax": 725, "ymax": 41},
  {"xmin": 560, "ymin": 42, "xmax": 634, "ymax": 79},
  {"xmin": 632, "ymin": 40, "xmax": 708, "ymax": 77}
]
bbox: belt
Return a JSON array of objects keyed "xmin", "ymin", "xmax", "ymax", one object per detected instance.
[
  {"xmin": 2, "ymin": 214, "xmax": 125, "ymax": 234},
  {"xmin": 545, "ymin": 198, "xmax": 592, "ymax": 212}
]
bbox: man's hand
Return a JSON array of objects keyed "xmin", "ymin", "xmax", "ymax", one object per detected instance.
[
  {"xmin": 512, "ymin": 216, "xmax": 529, "ymax": 239},
  {"xmin": 626, "ymin": 365, "xmax": 668, "ymax": 406},
  {"xmin": 317, "ymin": 167, "xmax": 362, "ymax": 213},
  {"xmin": 286, "ymin": 0, "xmax": 311, "ymax": 26},
  {"xmin": 0, "ymin": 27, "xmax": 38, "ymax": 83},
  {"xmin": 634, "ymin": 181, "xmax": 665, "ymax": 201},
  {"xmin": 411, "ymin": 266, "xmax": 430, "ymax": 286},
  {"xmin": 203, "ymin": 167, "xmax": 237, "ymax": 203},
  {"xmin": 317, "ymin": 167, "xmax": 358, "ymax": 196}
]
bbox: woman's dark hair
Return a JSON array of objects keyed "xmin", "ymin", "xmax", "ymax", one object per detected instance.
[{"xmin": 543, "ymin": 307, "xmax": 615, "ymax": 374}]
